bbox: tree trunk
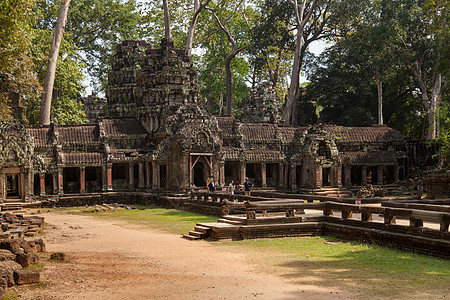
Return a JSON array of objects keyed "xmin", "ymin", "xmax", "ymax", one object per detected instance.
[
  {"xmin": 284, "ymin": 0, "xmax": 317, "ymax": 125},
  {"xmin": 163, "ymin": 0, "xmax": 171, "ymax": 40},
  {"xmin": 376, "ymin": 68, "xmax": 383, "ymax": 125},
  {"xmin": 225, "ymin": 49, "xmax": 243, "ymax": 116},
  {"xmin": 186, "ymin": 0, "xmax": 211, "ymax": 56},
  {"xmin": 39, "ymin": 0, "xmax": 71, "ymax": 125}
]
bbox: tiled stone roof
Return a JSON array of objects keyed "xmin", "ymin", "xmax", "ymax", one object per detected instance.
[
  {"xmin": 59, "ymin": 125, "xmax": 98, "ymax": 143},
  {"xmin": 103, "ymin": 118, "xmax": 148, "ymax": 136},
  {"xmin": 244, "ymin": 149, "xmax": 283, "ymax": 162},
  {"xmin": 340, "ymin": 151, "xmax": 397, "ymax": 164},
  {"xmin": 26, "ymin": 127, "xmax": 50, "ymax": 146},
  {"xmin": 222, "ymin": 147, "xmax": 283, "ymax": 162},
  {"xmin": 62, "ymin": 152, "xmax": 104, "ymax": 164},
  {"xmin": 109, "ymin": 148, "xmax": 139, "ymax": 160},
  {"xmin": 216, "ymin": 116, "xmax": 234, "ymax": 135},
  {"xmin": 324, "ymin": 125, "xmax": 405, "ymax": 143},
  {"xmin": 240, "ymin": 123, "xmax": 277, "ymax": 141}
]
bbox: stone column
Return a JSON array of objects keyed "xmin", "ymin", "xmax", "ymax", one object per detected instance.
[
  {"xmin": 337, "ymin": 163, "xmax": 343, "ymax": 187},
  {"xmin": 53, "ymin": 173, "xmax": 58, "ymax": 194},
  {"xmin": 301, "ymin": 164, "xmax": 307, "ymax": 186},
  {"xmin": 278, "ymin": 163, "xmax": 284, "ymax": 187},
  {"xmin": 394, "ymin": 164, "xmax": 399, "ymax": 183},
  {"xmin": 80, "ymin": 167, "xmax": 86, "ymax": 193},
  {"xmin": 361, "ymin": 166, "xmax": 367, "ymax": 186},
  {"xmin": 138, "ymin": 162, "xmax": 145, "ymax": 189},
  {"xmin": 377, "ymin": 165, "xmax": 383, "ymax": 185},
  {"xmin": 284, "ymin": 164, "xmax": 289, "ymax": 187},
  {"xmin": 0, "ymin": 173, "xmax": 4, "ymax": 200},
  {"xmin": 165, "ymin": 164, "xmax": 169, "ymax": 189},
  {"xmin": 152, "ymin": 161, "xmax": 159, "ymax": 190},
  {"xmin": 129, "ymin": 163, "xmax": 134, "ymax": 190},
  {"xmin": 145, "ymin": 162, "xmax": 151, "ymax": 188},
  {"xmin": 240, "ymin": 161, "xmax": 246, "ymax": 183},
  {"xmin": 58, "ymin": 167, "xmax": 64, "ymax": 195},
  {"xmin": 344, "ymin": 165, "xmax": 351, "ymax": 187},
  {"xmin": 106, "ymin": 163, "xmax": 113, "ymax": 191},
  {"xmin": 219, "ymin": 161, "xmax": 225, "ymax": 187},
  {"xmin": 290, "ymin": 164, "xmax": 296, "ymax": 189},
  {"xmin": 39, "ymin": 173, "xmax": 46, "ymax": 196},
  {"xmin": 261, "ymin": 163, "xmax": 267, "ymax": 188},
  {"xmin": 315, "ymin": 162, "xmax": 322, "ymax": 187}
]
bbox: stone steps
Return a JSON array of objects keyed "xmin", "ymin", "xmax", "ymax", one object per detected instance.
[{"xmin": 182, "ymin": 223, "xmax": 214, "ymax": 240}]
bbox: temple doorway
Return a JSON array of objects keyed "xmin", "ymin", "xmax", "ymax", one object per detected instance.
[
  {"xmin": 193, "ymin": 162, "xmax": 208, "ymax": 188},
  {"xmin": 190, "ymin": 154, "xmax": 213, "ymax": 187},
  {"xmin": 6, "ymin": 174, "xmax": 20, "ymax": 198}
]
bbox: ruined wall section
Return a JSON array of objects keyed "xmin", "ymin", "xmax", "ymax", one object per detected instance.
[
  {"xmin": 106, "ymin": 39, "xmax": 199, "ymax": 134},
  {"xmin": 243, "ymin": 81, "xmax": 281, "ymax": 124}
]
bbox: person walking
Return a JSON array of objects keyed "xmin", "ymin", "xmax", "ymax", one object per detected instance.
[
  {"xmin": 208, "ymin": 178, "xmax": 216, "ymax": 193},
  {"xmin": 228, "ymin": 180, "xmax": 234, "ymax": 194},
  {"xmin": 244, "ymin": 177, "xmax": 253, "ymax": 196}
]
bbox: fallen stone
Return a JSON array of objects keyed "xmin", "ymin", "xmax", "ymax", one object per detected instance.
[
  {"xmin": 15, "ymin": 253, "xmax": 39, "ymax": 268},
  {"xmin": 50, "ymin": 252, "xmax": 65, "ymax": 261},
  {"xmin": 0, "ymin": 250, "xmax": 14, "ymax": 261},
  {"xmin": 0, "ymin": 277, "xmax": 7, "ymax": 299},
  {"xmin": 0, "ymin": 261, "xmax": 22, "ymax": 286},
  {"xmin": 0, "ymin": 240, "xmax": 20, "ymax": 254},
  {"xmin": 34, "ymin": 239, "xmax": 45, "ymax": 252},
  {"xmin": 14, "ymin": 270, "xmax": 40, "ymax": 285},
  {"xmin": 20, "ymin": 240, "xmax": 36, "ymax": 254}
]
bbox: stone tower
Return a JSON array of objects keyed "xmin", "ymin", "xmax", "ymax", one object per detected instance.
[
  {"xmin": 243, "ymin": 81, "xmax": 281, "ymax": 124},
  {"xmin": 106, "ymin": 39, "xmax": 199, "ymax": 133}
]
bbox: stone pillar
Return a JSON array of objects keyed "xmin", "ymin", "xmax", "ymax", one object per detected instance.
[
  {"xmin": 152, "ymin": 161, "xmax": 159, "ymax": 190},
  {"xmin": 0, "ymin": 173, "xmax": 4, "ymax": 200},
  {"xmin": 106, "ymin": 163, "xmax": 112, "ymax": 191},
  {"xmin": 219, "ymin": 161, "xmax": 225, "ymax": 187},
  {"xmin": 315, "ymin": 162, "xmax": 322, "ymax": 187},
  {"xmin": 129, "ymin": 163, "xmax": 134, "ymax": 190},
  {"xmin": 58, "ymin": 167, "xmax": 63, "ymax": 195},
  {"xmin": 138, "ymin": 162, "xmax": 145, "ymax": 189},
  {"xmin": 284, "ymin": 164, "xmax": 289, "ymax": 187},
  {"xmin": 257, "ymin": 163, "xmax": 265, "ymax": 188},
  {"xmin": 165, "ymin": 164, "xmax": 169, "ymax": 189},
  {"xmin": 145, "ymin": 162, "xmax": 151, "ymax": 188},
  {"xmin": 301, "ymin": 164, "xmax": 307, "ymax": 186},
  {"xmin": 361, "ymin": 166, "xmax": 367, "ymax": 186},
  {"xmin": 39, "ymin": 173, "xmax": 45, "ymax": 196},
  {"xmin": 337, "ymin": 163, "xmax": 343, "ymax": 187},
  {"xmin": 52, "ymin": 173, "xmax": 58, "ymax": 194},
  {"xmin": 240, "ymin": 161, "xmax": 246, "ymax": 183},
  {"xmin": 290, "ymin": 164, "xmax": 296, "ymax": 189},
  {"xmin": 394, "ymin": 164, "xmax": 399, "ymax": 183},
  {"xmin": 278, "ymin": 163, "xmax": 284, "ymax": 187},
  {"xmin": 377, "ymin": 166, "xmax": 383, "ymax": 185},
  {"xmin": 344, "ymin": 165, "xmax": 351, "ymax": 186},
  {"xmin": 80, "ymin": 167, "xmax": 86, "ymax": 193}
]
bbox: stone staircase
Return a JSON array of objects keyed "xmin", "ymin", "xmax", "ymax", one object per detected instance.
[
  {"xmin": 1, "ymin": 202, "xmax": 24, "ymax": 211},
  {"xmin": 182, "ymin": 224, "xmax": 213, "ymax": 240},
  {"xmin": 298, "ymin": 187, "xmax": 352, "ymax": 198}
]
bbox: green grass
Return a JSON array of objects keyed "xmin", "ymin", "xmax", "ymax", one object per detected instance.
[
  {"xmin": 61, "ymin": 205, "xmax": 217, "ymax": 234},
  {"xmin": 217, "ymin": 237, "xmax": 450, "ymax": 299},
  {"xmin": 52, "ymin": 206, "xmax": 450, "ymax": 299}
]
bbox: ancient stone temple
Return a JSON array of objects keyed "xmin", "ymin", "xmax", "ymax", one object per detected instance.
[{"xmin": 0, "ymin": 39, "xmax": 412, "ymax": 204}]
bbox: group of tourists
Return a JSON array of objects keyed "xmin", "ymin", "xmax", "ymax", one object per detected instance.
[
  {"xmin": 206, "ymin": 177, "xmax": 254, "ymax": 196},
  {"xmin": 228, "ymin": 178, "xmax": 253, "ymax": 196}
]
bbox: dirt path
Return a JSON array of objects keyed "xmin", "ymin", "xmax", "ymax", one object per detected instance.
[{"xmin": 19, "ymin": 213, "xmax": 354, "ymax": 300}]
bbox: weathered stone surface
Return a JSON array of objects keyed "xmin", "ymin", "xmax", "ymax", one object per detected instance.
[
  {"xmin": 0, "ymin": 240, "xmax": 20, "ymax": 254},
  {"xmin": 0, "ymin": 260, "xmax": 22, "ymax": 286},
  {"xmin": 33, "ymin": 239, "xmax": 45, "ymax": 252},
  {"xmin": 15, "ymin": 252, "xmax": 38, "ymax": 268},
  {"xmin": 50, "ymin": 252, "xmax": 65, "ymax": 261},
  {"xmin": 14, "ymin": 270, "xmax": 40, "ymax": 285},
  {"xmin": 0, "ymin": 250, "xmax": 15, "ymax": 261},
  {"xmin": 0, "ymin": 277, "xmax": 7, "ymax": 299}
]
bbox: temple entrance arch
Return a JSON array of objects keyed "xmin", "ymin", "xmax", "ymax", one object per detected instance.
[{"xmin": 189, "ymin": 153, "xmax": 213, "ymax": 188}]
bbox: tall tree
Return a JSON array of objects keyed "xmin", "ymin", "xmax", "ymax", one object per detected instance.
[
  {"xmin": 186, "ymin": 0, "xmax": 212, "ymax": 56},
  {"xmin": 39, "ymin": 0, "xmax": 70, "ymax": 125},
  {"xmin": 207, "ymin": 2, "xmax": 248, "ymax": 116}
]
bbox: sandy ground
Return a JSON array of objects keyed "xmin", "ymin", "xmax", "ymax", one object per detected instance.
[{"xmin": 17, "ymin": 213, "xmax": 355, "ymax": 300}]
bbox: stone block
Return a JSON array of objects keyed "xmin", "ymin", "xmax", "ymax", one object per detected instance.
[
  {"xmin": 14, "ymin": 270, "xmax": 40, "ymax": 285},
  {"xmin": 15, "ymin": 253, "xmax": 38, "ymax": 268},
  {"xmin": 33, "ymin": 239, "xmax": 45, "ymax": 252},
  {"xmin": 0, "ymin": 250, "xmax": 15, "ymax": 261},
  {"xmin": 0, "ymin": 261, "xmax": 22, "ymax": 286},
  {"xmin": 0, "ymin": 240, "xmax": 20, "ymax": 254},
  {"xmin": 50, "ymin": 252, "xmax": 65, "ymax": 261},
  {"xmin": 0, "ymin": 277, "xmax": 7, "ymax": 299},
  {"xmin": 20, "ymin": 240, "xmax": 35, "ymax": 254}
]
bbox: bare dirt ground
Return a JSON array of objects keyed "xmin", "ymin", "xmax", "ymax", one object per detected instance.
[{"xmin": 17, "ymin": 213, "xmax": 355, "ymax": 300}]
